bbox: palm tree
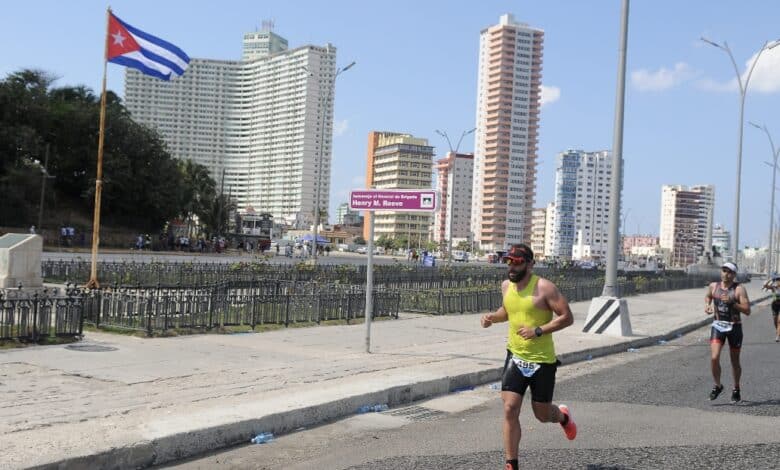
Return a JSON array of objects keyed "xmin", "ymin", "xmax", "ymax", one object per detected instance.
[{"xmin": 179, "ymin": 160, "xmax": 216, "ymax": 236}]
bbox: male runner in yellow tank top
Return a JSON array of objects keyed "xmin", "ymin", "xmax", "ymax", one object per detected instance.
[{"xmin": 480, "ymin": 244, "xmax": 576, "ymax": 470}]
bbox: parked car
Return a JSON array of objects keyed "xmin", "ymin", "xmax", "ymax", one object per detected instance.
[{"xmin": 452, "ymin": 250, "xmax": 468, "ymax": 262}]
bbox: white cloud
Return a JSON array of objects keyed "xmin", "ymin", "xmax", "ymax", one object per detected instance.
[
  {"xmin": 742, "ymin": 48, "xmax": 780, "ymax": 93},
  {"xmin": 333, "ymin": 119, "xmax": 349, "ymax": 136},
  {"xmin": 696, "ymin": 47, "xmax": 780, "ymax": 94},
  {"xmin": 631, "ymin": 62, "xmax": 695, "ymax": 91},
  {"xmin": 540, "ymin": 85, "xmax": 560, "ymax": 106}
]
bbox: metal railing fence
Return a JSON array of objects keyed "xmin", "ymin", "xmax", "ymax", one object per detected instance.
[{"xmin": 0, "ymin": 289, "xmax": 84, "ymax": 341}]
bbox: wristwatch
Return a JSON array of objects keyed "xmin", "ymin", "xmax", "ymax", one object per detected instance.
[{"xmin": 534, "ymin": 326, "xmax": 543, "ymax": 337}]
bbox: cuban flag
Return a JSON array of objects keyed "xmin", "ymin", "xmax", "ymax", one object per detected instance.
[{"xmin": 106, "ymin": 12, "xmax": 189, "ymax": 81}]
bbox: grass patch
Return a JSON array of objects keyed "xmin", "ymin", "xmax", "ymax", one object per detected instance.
[{"xmin": 0, "ymin": 335, "xmax": 81, "ymax": 349}]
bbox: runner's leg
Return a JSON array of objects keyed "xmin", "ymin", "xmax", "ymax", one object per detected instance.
[
  {"xmin": 710, "ymin": 340, "xmax": 724, "ymax": 387},
  {"xmin": 501, "ymin": 391, "xmax": 523, "ymax": 461}
]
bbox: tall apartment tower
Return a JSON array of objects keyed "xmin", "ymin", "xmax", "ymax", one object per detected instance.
[
  {"xmin": 124, "ymin": 28, "xmax": 337, "ymax": 228},
  {"xmin": 659, "ymin": 184, "xmax": 715, "ymax": 267},
  {"xmin": 434, "ymin": 152, "xmax": 474, "ymax": 245},
  {"xmin": 550, "ymin": 150, "xmax": 616, "ymax": 261},
  {"xmin": 471, "ymin": 14, "xmax": 544, "ymax": 252},
  {"xmin": 364, "ymin": 132, "xmax": 435, "ymax": 242}
]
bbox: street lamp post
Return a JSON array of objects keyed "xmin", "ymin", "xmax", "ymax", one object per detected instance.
[
  {"xmin": 701, "ymin": 37, "xmax": 780, "ymax": 263},
  {"xmin": 435, "ymin": 128, "xmax": 476, "ymax": 263},
  {"xmin": 307, "ymin": 57, "xmax": 355, "ymax": 264},
  {"xmin": 749, "ymin": 121, "xmax": 780, "ymax": 277}
]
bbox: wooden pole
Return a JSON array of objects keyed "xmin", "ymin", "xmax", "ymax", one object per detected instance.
[{"xmin": 86, "ymin": 7, "xmax": 111, "ymax": 289}]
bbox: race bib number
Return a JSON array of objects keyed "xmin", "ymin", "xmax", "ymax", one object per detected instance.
[
  {"xmin": 511, "ymin": 356, "xmax": 541, "ymax": 377},
  {"xmin": 712, "ymin": 320, "xmax": 733, "ymax": 333}
]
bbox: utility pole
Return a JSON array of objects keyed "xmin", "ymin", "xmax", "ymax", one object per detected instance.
[{"xmin": 37, "ymin": 143, "xmax": 52, "ymax": 231}]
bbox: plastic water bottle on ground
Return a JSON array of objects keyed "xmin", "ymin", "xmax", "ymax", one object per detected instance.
[
  {"xmin": 489, "ymin": 383, "xmax": 501, "ymax": 390},
  {"xmin": 357, "ymin": 403, "xmax": 388, "ymax": 413},
  {"xmin": 626, "ymin": 347, "xmax": 639, "ymax": 353},
  {"xmin": 657, "ymin": 339, "xmax": 668, "ymax": 345},
  {"xmin": 251, "ymin": 432, "xmax": 274, "ymax": 444}
]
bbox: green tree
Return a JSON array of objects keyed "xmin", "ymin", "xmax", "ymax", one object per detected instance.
[
  {"xmin": 178, "ymin": 160, "xmax": 216, "ymax": 235},
  {"xmin": 0, "ymin": 69, "xmax": 211, "ymax": 233}
]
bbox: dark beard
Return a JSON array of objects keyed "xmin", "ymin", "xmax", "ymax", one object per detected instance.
[{"xmin": 508, "ymin": 268, "xmax": 527, "ymax": 283}]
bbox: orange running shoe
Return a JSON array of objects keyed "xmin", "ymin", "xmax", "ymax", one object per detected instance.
[{"xmin": 559, "ymin": 404, "xmax": 577, "ymax": 440}]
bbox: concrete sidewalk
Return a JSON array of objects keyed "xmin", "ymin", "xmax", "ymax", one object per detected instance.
[{"xmin": 0, "ymin": 282, "xmax": 770, "ymax": 470}]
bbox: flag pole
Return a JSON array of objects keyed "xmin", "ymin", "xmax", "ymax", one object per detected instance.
[{"xmin": 86, "ymin": 7, "xmax": 111, "ymax": 289}]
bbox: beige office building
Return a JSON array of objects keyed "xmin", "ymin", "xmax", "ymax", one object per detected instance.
[
  {"xmin": 659, "ymin": 184, "xmax": 715, "ymax": 267},
  {"xmin": 364, "ymin": 132, "xmax": 435, "ymax": 242}
]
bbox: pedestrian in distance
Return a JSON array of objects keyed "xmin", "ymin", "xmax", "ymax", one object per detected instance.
[
  {"xmin": 705, "ymin": 261, "xmax": 751, "ymax": 403},
  {"xmin": 479, "ymin": 243, "xmax": 577, "ymax": 470},
  {"xmin": 762, "ymin": 275, "xmax": 780, "ymax": 342}
]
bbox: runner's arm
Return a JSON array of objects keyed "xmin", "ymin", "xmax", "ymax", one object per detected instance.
[
  {"xmin": 536, "ymin": 279, "xmax": 574, "ymax": 334},
  {"xmin": 704, "ymin": 283, "xmax": 714, "ymax": 314},
  {"xmin": 734, "ymin": 285, "xmax": 751, "ymax": 315},
  {"xmin": 481, "ymin": 280, "xmax": 510, "ymax": 327}
]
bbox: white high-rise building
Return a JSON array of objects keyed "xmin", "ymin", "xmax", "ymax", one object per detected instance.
[
  {"xmin": 124, "ymin": 27, "xmax": 337, "ymax": 227},
  {"xmin": 471, "ymin": 14, "xmax": 544, "ymax": 252},
  {"xmin": 543, "ymin": 202, "xmax": 556, "ymax": 260},
  {"xmin": 550, "ymin": 150, "xmax": 616, "ymax": 261},
  {"xmin": 659, "ymin": 184, "xmax": 715, "ymax": 267},
  {"xmin": 434, "ymin": 152, "xmax": 474, "ymax": 246}
]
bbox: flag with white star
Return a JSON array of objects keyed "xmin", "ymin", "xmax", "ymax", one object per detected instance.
[{"xmin": 106, "ymin": 12, "xmax": 189, "ymax": 81}]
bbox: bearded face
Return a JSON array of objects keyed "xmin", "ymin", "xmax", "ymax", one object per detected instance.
[{"xmin": 507, "ymin": 258, "xmax": 530, "ymax": 283}]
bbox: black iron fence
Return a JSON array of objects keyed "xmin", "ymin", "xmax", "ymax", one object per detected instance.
[
  {"xmin": 81, "ymin": 282, "xmax": 400, "ymax": 335},
  {"xmin": 41, "ymin": 259, "xmax": 698, "ymax": 291},
  {"xmin": 0, "ymin": 289, "xmax": 84, "ymax": 341},
  {"xmin": 399, "ymin": 275, "xmax": 713, "ymax": 315}
]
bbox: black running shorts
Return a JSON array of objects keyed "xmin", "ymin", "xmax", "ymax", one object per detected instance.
[
  {"xmin": 501, "ymin": 350, "xmax": 560, "ymax": 403},
  {"xmin": 771, "ymin": 300, "xmax": 780, "ymax": 315},
  {"xmin": 710, "ymin": 323, "xmax": 744, "ymax": 349}
]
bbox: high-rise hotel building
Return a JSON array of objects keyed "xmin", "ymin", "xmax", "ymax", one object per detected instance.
[
  {"xmin": 124, "ymin": 28, "xmax": 337, "ymax": 227},
  {"xmin": 471, "ymin": 14, "xmax": 544, "ymax": 251}
]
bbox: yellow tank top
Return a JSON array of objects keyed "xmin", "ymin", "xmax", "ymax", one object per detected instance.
[{"xmin": 504, "ymin": 275, "xmax": 556, "ymax": 363}]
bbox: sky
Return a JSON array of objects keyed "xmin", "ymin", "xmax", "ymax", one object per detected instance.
[{"xmin": 4, "ymin": 0, "xmax": 780, "ymax": 250}]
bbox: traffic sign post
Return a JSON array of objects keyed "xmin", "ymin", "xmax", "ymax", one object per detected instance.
[{"xmin": 349, "ymin": 189, "xmax": 438, "ymax": 353}]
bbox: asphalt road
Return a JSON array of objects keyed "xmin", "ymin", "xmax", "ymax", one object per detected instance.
[{"xmin": 164, "ymin": 303, "xmax": 780, "ymax": 470}]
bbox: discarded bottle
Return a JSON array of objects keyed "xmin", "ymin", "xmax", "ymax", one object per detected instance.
[
  {"xmin": 251, "ymin": 432, "xmax": 274, "ymax": 444},
  {"xmin": 657, "ymin": 339, "xmax": 668, "ymax": 345},
  {"xmin": 626, "ymin": 347, "xmax": 639, "ymax": 353},
  {"xmin": 357, "ymin": 403, "xmax": 389, "ymax": 413},
  {"xmin": 489, "ymin": 383, "xmax": 501, "ymax": 390}
]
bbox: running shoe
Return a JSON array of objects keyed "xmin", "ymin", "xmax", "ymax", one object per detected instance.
[
  {"xmin": 558, "ymin": 404, "xmax": 577, "ymax": 440},
  {"xmin": 709, "ymin": 384, "xmax": 723, "ymax": 400},
  {"xmin": 731, "ymin": 389, "xmax": 741, "ymax": 403}
]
